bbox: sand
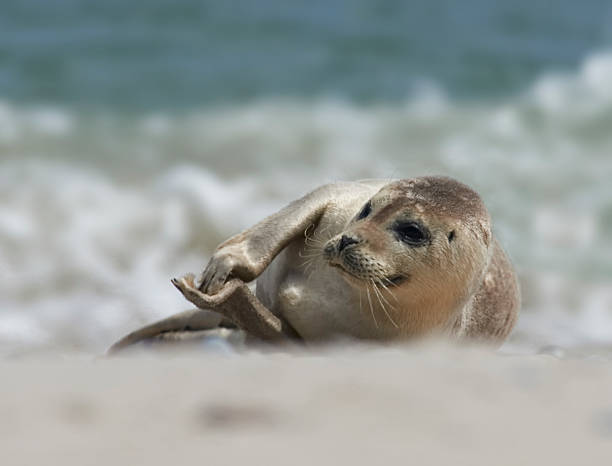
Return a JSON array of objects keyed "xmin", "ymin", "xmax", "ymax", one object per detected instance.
[{"xmin": 1, "ymin": 343, "xmax": 612, "ymax": 466}]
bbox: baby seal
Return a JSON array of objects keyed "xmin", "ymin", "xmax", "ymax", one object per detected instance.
[
  {"xmin": 198, "ymin": 176, "xmax": 519, "ymax": 345},
  {"xmin": 110, "ymin": 176, "xmax": 519, "ymax": 352}
]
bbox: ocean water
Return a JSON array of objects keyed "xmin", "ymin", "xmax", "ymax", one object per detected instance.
[{"xmin": 0, "ymin": 1, "xmax": 611, "ymax": 355}]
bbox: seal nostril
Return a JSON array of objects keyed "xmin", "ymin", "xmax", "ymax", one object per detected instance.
[{"xmin": 338, "ymin": 235, "xmax": 359, "ymax": 252}]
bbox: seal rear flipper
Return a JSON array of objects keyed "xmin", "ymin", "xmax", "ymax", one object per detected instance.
[
  {"xmin": 108, "ymin": 274, "xmax": 299, "ymax": 355},
  {"xmin": 106, "ymin": 307, "xmax": 225, "ymax": 355}
]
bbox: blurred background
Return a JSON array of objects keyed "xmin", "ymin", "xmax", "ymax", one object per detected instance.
[{"xmin": 0, "ymin": 0, "xmax": 611, "ymax": 355}]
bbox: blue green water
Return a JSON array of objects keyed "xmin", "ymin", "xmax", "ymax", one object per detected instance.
[
  {"xmin": 1, "ymin": 1, "xmax": 612, "ymax": 353},
  {"xmin": 2, "ymin": 0, "xmax": 611, "ymax": 109}
]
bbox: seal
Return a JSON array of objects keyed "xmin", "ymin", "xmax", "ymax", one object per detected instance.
[{"xmin": 110, "ymin": 176, "xmax": 519, "ymax": 351}]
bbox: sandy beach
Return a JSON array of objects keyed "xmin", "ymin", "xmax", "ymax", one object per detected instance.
[{"xmin": 2, "ymin": 343, "xmax": 611, "ymax": 466}]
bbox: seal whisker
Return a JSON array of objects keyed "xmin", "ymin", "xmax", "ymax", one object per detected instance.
[
  {"xmin": 373, "ymin": 280, "xmax": 397, "ymax": 310},
  {"xmin": 304, "ymin": 224, "xmax": 331, "ymax": 245},
  {"xmin": 299, "ymin": 250, "xmax": 323, "ymax": 259},
  {"xmin": 299, "ymin": 255, "xmax": 318, "ymax": 266},
  {"xmin": 304, "ymin": 236, "xmax": 326, "ymax": 247},
  {"xmin": 302, "ymin": 258, "xmax": 320, "ymax": 279},
  {"xmin": 365, "ymin": 282, "xmax": 379, "ymax": 329},
  {"xmin": 301, "ymin": 259, "xmax": 314, "ymax": 274},
  {"xmin": 376, "ymin": 279, "xmax": 401, "ymax": 305},
  {"xmin": 370, "ymin": 279, "xmax": 386, "ymax": 315},
  {"xmin": 306, "ymin": 262, "xmax": 319, "ymax": 282},
  {"xmin": 372, "ymin": 279, "xmax": 399, "ymax": 329},
  {"xmin": 303, "ymin": 223, "xmax": 317, "ymax": 241},
  {"xmin": 359, "ymin": 288, "xmax": 363, "ymax": 317}
]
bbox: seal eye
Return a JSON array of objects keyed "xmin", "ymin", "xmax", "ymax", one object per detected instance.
[
  {"xmin": 394, "ymin": 222, "xmax": 429, "ymax": 246},
  {"xmin": 357, "ymin": 201, "xmax": 372, "ymax": 220}
]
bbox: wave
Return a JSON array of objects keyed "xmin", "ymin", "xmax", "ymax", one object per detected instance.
[{"xmin": 1, "ymin": 51, "xmax": 611, "ymax": 353}]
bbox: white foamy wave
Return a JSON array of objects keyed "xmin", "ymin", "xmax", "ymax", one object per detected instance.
[
  {"xmin": 530, "ymin": 51, "xmax": 612, "ymax": 118},
  {"xmin": 1, "ymin": 51, "xmax": 611, "ymax": 353},
  {"xmin": 0, "ymin": 161, "xmax": 281, "ymax": 353},
  {"xmin": 0, "ymin": 102, "xmax": 73, "ymax": 142},
  {"xmin": 511, "ymin": 274, "xmax": 612, "ymax": 353}
]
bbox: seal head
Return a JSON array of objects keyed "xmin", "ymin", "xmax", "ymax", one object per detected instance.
[{"xmin": 323, "ymin": 176, "xmax": 493, "ymax": 334}]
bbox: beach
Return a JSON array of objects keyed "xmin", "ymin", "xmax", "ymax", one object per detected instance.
[{"xmin": 2, "ymin": 343, "xmax": 612, "ymax": 465}]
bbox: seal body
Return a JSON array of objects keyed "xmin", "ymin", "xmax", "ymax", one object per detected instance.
[
  {"xmin": 200, "ymin": 177, "xmax": 520, "ymax": 346},
  {"xmin": 256, "ymin": 180, "xmax": 387, "ymax": 341}
]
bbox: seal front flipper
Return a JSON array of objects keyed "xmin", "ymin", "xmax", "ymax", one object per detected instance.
[
  {"xmin": 172, "ymin": 274, "xmax": 299, "ymax": 342},
  {"xmin": 199, "ymin": 183, "xmax": 344, "ymax": 295}
]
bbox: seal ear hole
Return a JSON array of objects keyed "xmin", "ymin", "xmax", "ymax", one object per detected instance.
[{"xmin": 448, "ymin": 230, "xmax": 456, "ymax": 243}]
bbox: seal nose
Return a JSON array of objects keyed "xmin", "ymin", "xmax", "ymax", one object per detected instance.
[{"xmin": 338, "ymin": 234, "xmax": 359, "ymax": 252}]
